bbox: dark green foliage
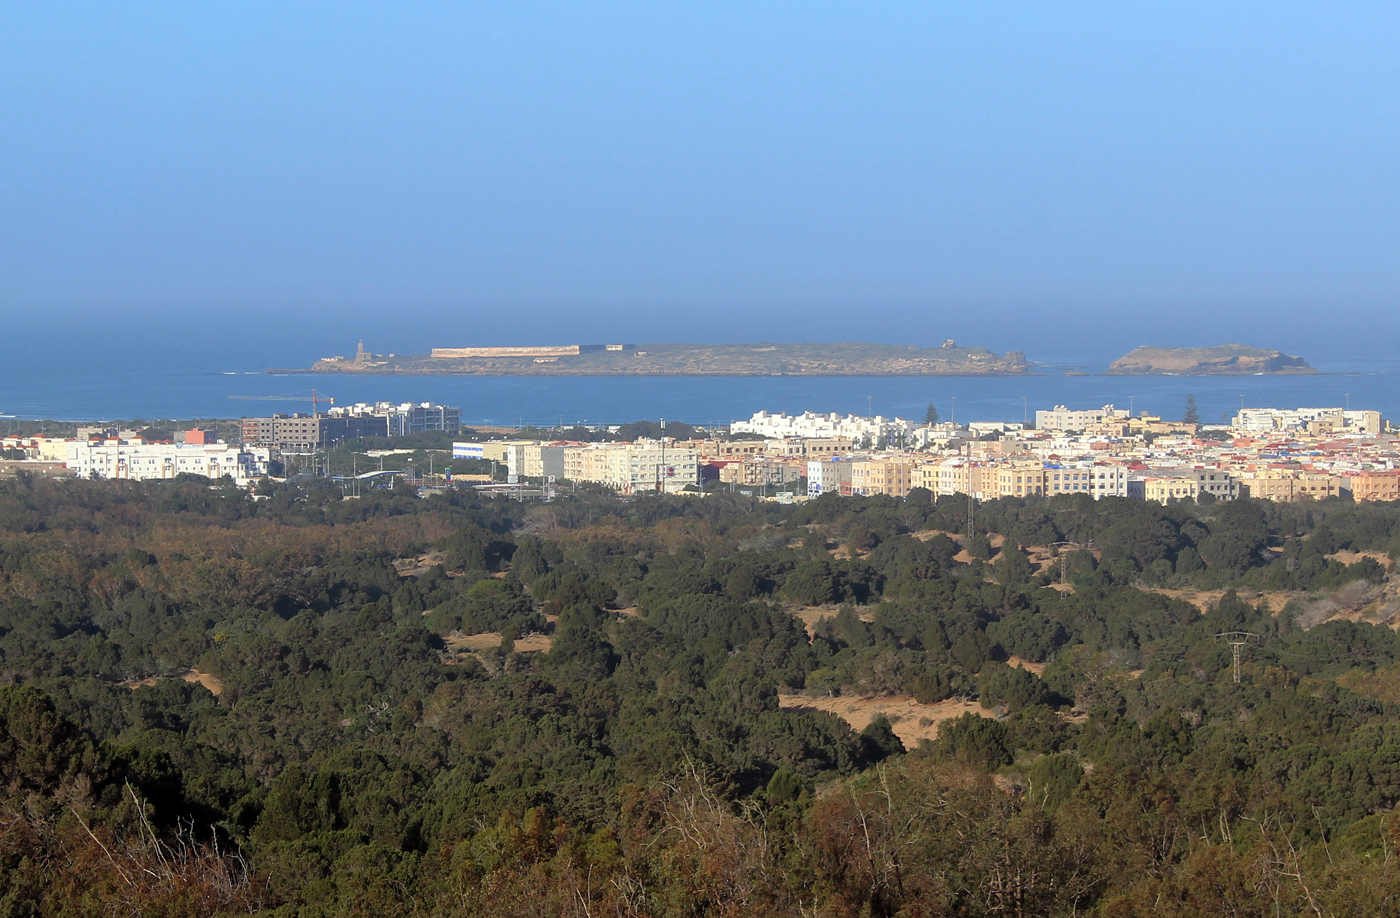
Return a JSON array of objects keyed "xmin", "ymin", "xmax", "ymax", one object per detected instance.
[
  {"xmin": 936, "ymin": 713, "xmax": 1013, "ymax": 768},
  {"xmin": 5, "ymin": 475, "xmax": 1400, "ymax": 914},
  {"xmin": 978, "ymin": 664, "xmax": 1052, "ymax": 712},
  {"xmin": 860, "ymin": 714, "xmax": 905, "ymax": 762},
  {"xmin": 1182, "ymin": 393, "xmax": 1200, "ymax": 425}
]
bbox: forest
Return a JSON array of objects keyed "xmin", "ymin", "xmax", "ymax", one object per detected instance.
[{"xmin": 3, "ymin": 470, "xmax": 1400, "ymax": 916}]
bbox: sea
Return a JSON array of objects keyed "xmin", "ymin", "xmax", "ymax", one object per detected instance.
[{"xmin": 3, "ymin": 343, "xmax": 1397, "ymax": 431}]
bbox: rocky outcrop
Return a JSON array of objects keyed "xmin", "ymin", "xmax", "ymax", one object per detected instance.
[{"xmin": 1106, "ymin": 345, "xmax": 1316, "ymax": 375}]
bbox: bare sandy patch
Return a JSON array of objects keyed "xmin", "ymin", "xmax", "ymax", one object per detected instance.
[
  {"xmin": 1006, "ymin": 656, "xmax": 1045, "ymax": 676},
  {"xmin": 514, "ymin": 633, "xmax": 553, "ymax": 652},
  {"xmin": 786, "ymin": 604, "xmax": 874, "ymax": 638},
  {"xmin": 444, "ymin": 631, "xmax": 554, "ymax": 654},
  {"xmin": 123, "ymin": 669, "xmax": 223, "ymax": 696},
  {"xmin": 778, "ymin": 694, "xmax": 992, "ymax": 748},
  {"xmin": 1328, "ymin": 550, "xmax": 1394, "ymax": 569},
  {"xmin": 183, "ymin": 669, "xmax": 224, "ymax": 695}
]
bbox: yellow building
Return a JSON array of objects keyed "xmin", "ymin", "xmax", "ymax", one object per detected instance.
[
  {"xmin": 851, "ymin": 457, "xmax": 915, "ymax": 497},
  {"xmin": 992, "ymin": 462, "xmax": 1048, "ymax": 498}
]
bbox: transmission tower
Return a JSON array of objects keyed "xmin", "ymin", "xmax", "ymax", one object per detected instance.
[{"xmin": 1215, "ymin": 631, "xmax": 1260, "ymax": 683}]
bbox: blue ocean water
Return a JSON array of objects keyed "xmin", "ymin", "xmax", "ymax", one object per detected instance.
[{"xmin": 1, "ymin": 359, "xmax": 1395, "ymax": 430}]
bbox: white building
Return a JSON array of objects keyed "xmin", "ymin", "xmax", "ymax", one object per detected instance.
[
  {"xmin": 807, "ymin": 458, "xmax": 853, "ymax": 498},
  {"xmin": 1232, "ymin": 407, "xmax": 1383, "ymax": 436},
  {"xmin": 1035, "ymin": 405, "xmax": 1130, "ymax": 431},
  {"xmin": 66, "ymin": 441, "xmax": 272, "ymax": 484},
  {"xmin": 731, "ymin": 410, "xmax": 915, "ymax": 445},
  {"xmin": 505, "ymin": 443, "xmax": 566, "ymax": 482},
  {"xmin": 324, "ymin": 401, "xmax": 462, "ymax": 435},
  {"xmin": 1080, "ymin": 463, "xmax": 1131, "ymax": 499}
]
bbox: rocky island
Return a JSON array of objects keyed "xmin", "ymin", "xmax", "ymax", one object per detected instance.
[
  {"xmin": 1106, "ymin": 344, "xmax": 1316, "ymax": 375},
  {"xmin": 293, "ymin": 341, "xmax": 1031, "ymax": 376}
]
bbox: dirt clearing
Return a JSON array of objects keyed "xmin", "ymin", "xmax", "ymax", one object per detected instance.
[
  {"xmin": 123, "ymin": 669, "xmax": 224, "ymax": 696},
  {"xmin": 778, "ymin": 694, "xmax": 993, "ymax": 748}
]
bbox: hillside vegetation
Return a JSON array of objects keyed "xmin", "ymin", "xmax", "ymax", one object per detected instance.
[{"xmin": 2, "ymin": 473, "xmax": 1400, "ymax": 915}]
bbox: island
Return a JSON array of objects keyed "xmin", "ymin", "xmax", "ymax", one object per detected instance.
[
  {"xmin": 289, "ymin": 340, "xmax": 1032, "ymax": 376},
  {"xmin": 1105, "ymin": 344, "xmax": 1316, "ymax": 375}
]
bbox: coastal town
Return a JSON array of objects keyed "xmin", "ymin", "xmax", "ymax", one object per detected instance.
[{"xmin": 3, "ymin": 399, "xmax": 1397, "ymax": 505}]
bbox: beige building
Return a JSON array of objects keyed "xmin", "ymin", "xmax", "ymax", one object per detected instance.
[
  {"xmin": 718, "ymin": 458, "xmax": 804, "ymax": 487},
  {"xmin": 562, "ymin": 441, "xmax": 698, "ymax": 494},
  {"xmin": 991, "ymin": 462, "xmax": 1049, "ymax": 499},
  {"xmin": 481, "ymin": 440, "xmax": 534, "ymax": 463},
  {"xmin": 851, "ymin": 457, "xmax": 916, "ymax": 497},
  {"xmin": 803, "ymin": 437, "xmax": 855, "ymax": 457},
  {"xmin": 1237, "ymin": 470, "xmax": 1343, "ymax": 501},
  {"xmin": 1131, "ymin": 469, "xmax": 1237, "ymax": 503},
  {"xmin": 1346, "ymin": 470, "xmax": 1400, "ymax": 503}
]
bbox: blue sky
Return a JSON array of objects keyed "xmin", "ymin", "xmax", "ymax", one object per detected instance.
[{"xmin": 4, "ymin": 2, "xmax": 1398, "ymax": 364}]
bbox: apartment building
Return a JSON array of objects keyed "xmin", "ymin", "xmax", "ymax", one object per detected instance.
[
  {"xmin": 1083, "ymin": 463, "xmax": 1130, "ymax": 499},
  {"xmin": 1035, "ymin": 405, "xmax": 1130, "ymax": 431},
  {"xmin": 1042, "ymin": 466, "xmax": 1101, "ymax": 496},
  {"xmin": 991, "ymin": 462, "xmax": 1050, "ymax": 498},
  {"xmin": 1345, "ymin": 470, "xmax": 1400, "ymax": 502},
  {"xmin": 562, "ymin": 442, "xmax": 698, "ymax": 494},
  {"xmin": 66, "ymin": 440, "xmax": 272, "ymax": 484},
  {"xmin": 718, "ymin": 458, "xmax": 804, "ymax": 487},
  {"xmin": 851, "ymin": 457, "xmax": 915, "ymax": 497},
  {"xmin": 1233, "ymin": 408, "xmax": 1384, "ymax": 437},
  {"xmin": 1237, "ymin": 470, "xmax": 1344, "ymax": 501},
  {"xmin": 731, "ymin": 410, "xmax": 913, "ymax": 443},
  {"xmin": 1129, "ymin": 469, "xmax": 1238, "ymax": 503},
  {"xmin": 506, "ymin": 443, "xmax": 566, "ymax": 481},
  {"xmin": 807, "ymin": 459, "xmax": 854, "ymax": 498},
  {"xmin": 243, "ymin": 402, "xmax": 461, "ymax": 450}
]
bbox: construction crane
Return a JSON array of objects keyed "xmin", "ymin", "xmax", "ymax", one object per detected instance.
[{"xmin": 228, "ymin": 389, "xmax": 336, "ymax": 417}]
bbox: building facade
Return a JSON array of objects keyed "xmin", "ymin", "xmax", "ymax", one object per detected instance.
[{"xmin": 66, "ymin": 441, "xmax": 272, "ymax": 484}]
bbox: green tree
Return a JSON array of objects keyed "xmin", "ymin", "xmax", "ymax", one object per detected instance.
[
  {"xmin": 923, "ymin": 402, "xmax": 940, "ymax": 425},
  {"xmin": 1183, "ymin": 393, "xmax": 1200, "ymax": 425}
]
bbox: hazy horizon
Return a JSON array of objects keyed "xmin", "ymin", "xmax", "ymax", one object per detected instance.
[{"xmin": 6, "ymin": 3, "xmax": 1399, "ymax": 364}]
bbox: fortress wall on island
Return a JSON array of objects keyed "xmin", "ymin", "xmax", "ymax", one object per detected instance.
[
  {"xmin": 431, "ymin": 345, "xmax": 583, "ymax": 358},
  {"xmin": 430, "ymin": 344, "xmax": 635, "ymax": 358}
]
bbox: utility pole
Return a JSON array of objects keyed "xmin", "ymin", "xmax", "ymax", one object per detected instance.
[{"xmin": 1215, "ymin": 631, "xmax": 1259, "ymax": 684}]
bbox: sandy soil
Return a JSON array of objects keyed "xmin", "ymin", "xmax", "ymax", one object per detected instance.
[
  {"xmin": 123, "ymin": 669, "xmax": 224, "ymax": 696},
  {"xmin": 444, "ymin": 632, "xmax": 554, "ymax": 654},
  {"xmin": 1328, "ymin": 550, "xmax": 1394, "ymax": 569},
  {"xmin": 786, "ymin": 604, "xmax": 875, "ymax": 638},
  {"xmin": 778, "ymin": 694, "xmax": 993, "ymax": 749},
  {"xmin": 1006, "ymin": 655, "xmax": 1045, "ymax": 676}
]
